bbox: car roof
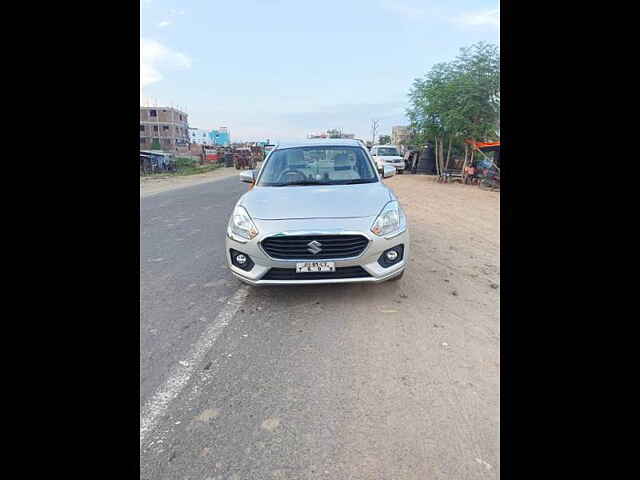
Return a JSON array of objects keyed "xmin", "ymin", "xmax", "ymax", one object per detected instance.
[
  {"xmin": 371, "ymin": 144, "xmax": 399, "ymax": 148},
  {"xmin": 275, "ymin": 139, "xmax": 363, "ymax": 149}
]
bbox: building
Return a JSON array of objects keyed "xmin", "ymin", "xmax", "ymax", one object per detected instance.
[
  {"xmin": 391, "ymin": 126, "xmax": 411, "ymax": 147},
  {"xmin": 140, "ymin": 107, "xmax": 190, "ymax": 154},
  {"xmin": 189, "ymin": 128, "xmax": 213, "ymax": 146},
  {"xmin": 209, "ymin": 127, "xmax": 231, "ymax": 146},
  {"xmin": 308, "ymin": 129, "xmax": 355, "ymax": 139}
]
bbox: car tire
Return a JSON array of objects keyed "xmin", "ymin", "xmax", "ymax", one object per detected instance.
[{"xmin": 388, "ymin": 270, "xmax": 404, "ymax": 281}]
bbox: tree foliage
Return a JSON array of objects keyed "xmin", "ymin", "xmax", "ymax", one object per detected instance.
[
  {"xmin": 406, "ymin": 42, "xmax": 500, "ymax": 169},
  {"xmin": 378, "ymin": 135, "xmax": 391, "ymax": 145}
]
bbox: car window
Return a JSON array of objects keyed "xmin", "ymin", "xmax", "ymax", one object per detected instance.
[
  {"xmin": 377, "ymin": 147, "xmax": 399, "ymax": 156},
  {"xmin": 257, "ymin": 146, "xmax": 378, "ymax": 186}
]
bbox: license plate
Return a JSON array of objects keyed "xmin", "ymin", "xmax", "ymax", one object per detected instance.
[{"xmin": 296, "ymin": 261, "xmax": 335, "ymax": 273}]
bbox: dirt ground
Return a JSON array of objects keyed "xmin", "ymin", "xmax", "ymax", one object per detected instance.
[
  {"xmin": 140, "ymin": 166, "xmax": 241, "ymax": 198},
  {"xmin": 386, "ymin": 174, "xmax": 500, "ymax": 288},
  {"xmin": 367, "ymin": 173, "xmax": 501, "ymax": 478}
]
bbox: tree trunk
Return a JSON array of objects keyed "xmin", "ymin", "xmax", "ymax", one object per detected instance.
[
  {"xmin": 438, "ymin": 137, "xmax": 445, "ymax": 180},
  {"xmin": 444, "ymin": 136, "xmax": 453, "ymax": 172},
  {"xmin": 462, "ymin": 143, "xmax": 469, "ymax": 183},
  {"xmin": 470, "ymin": 148, "xmax": 475, "ymax": 183},
  {"xmin": 434, "ymin": 137, "xmax": 440, "ymax": 177}
]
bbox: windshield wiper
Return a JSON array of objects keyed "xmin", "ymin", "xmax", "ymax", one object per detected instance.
[
  {"xmin": 264, "ymin": 181, "xmax": 319, "ymax": 187},
  {"xmin": 280, "ymin": 180, "xmax": 323, "ymax": 186},
  {"xmin": 343, "ymin": 179, "xmax": 376, "ymax": 184},
  {"xmin": 266, "ymin": 179, "xmax": 375, "ymax": 186}
]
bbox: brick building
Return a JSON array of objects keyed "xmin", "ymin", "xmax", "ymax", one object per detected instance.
[
  {"xmin": 140, "ymin": 107, "xmax": 190, "ymax": 154},
  {"xmin": 391, "ymin": 126, "xmax": 410, "ymax": 148}
]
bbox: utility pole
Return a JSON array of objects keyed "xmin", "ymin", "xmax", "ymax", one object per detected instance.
[{"xmin": 371, "ymin": 119, "xmax": 379, "ymax": 145}]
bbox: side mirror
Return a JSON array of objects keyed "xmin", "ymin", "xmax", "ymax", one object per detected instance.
[
  {"xmin": 240, "ymin": 170, "xmax": 256, "ymax": 183},
  {"xmin": 383, "ymin": 165, "xmax": 396, "ymax": 178}
]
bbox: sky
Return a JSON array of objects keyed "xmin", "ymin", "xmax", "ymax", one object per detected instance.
[{"xmin": 140, "ymin": 0, "xmax": 499, "ymax": 143}]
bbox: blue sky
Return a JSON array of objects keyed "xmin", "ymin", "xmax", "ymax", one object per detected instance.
[{"xmin": 141, "ymin": 0, "xmax": 498, "ymax": 142}]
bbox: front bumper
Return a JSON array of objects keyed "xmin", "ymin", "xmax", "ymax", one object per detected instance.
[
  {"xmin": 378, "ymin": 161, "xmax": 405, "ymax": 171},
  {"xmin": 388, "ymin": 161, "xmax": 405, "ymax": 170},
  {"xmin": 225, "ymin": 217, "xmax": 410, "ymax": 285}
]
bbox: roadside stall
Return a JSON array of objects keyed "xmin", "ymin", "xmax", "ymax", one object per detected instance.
[
  {"xmin": 463, "ymin": 140, "xmax": 500, "ymax": 189},
  {"xmin": 140, "ymin": 150, "xmax": 176, "ymax": 175}
]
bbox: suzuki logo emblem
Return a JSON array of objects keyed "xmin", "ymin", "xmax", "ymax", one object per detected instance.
[{"xmin": 307, "ymin": 240, "xmax": 323, "ymax": 255}]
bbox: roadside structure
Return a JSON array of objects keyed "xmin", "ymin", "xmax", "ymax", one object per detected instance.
[
  {"xmin": 209, "ymin": 127, "xmax": 231, "ymax": 146},
  {"xmin": 189, "ymin": 128, "xmax": 213, "ymax": 146},
  {"xmin": 140, "ymin": 106, "xmax": 190, "ymax": 155},
  {"xmin": 391, "ymin": 126, "xmax": 410, "ymax": 150},
  {"xmin": 308, "ymin": 129, "xmax": 355, "ymax": 139}
]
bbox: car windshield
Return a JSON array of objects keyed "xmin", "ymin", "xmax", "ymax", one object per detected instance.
[
  {"xmin": 257, "ymin": 146, "xmax": 378, "ymax": 186},
  {"xmin": 377, "ymin": 147, "xmax": 399, "ymax": 156}
]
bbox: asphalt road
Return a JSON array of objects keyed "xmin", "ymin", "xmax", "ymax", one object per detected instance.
[{"xmin": 140, "ymin": 176, "xmax": 499, "ymax": 480}]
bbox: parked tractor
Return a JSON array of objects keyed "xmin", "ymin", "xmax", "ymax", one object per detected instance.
[
  {"xmin": 233, "ymin": 147, "xmax": 255, "ymax": 170},
  {"xmin": 250, "ymin": 145, "xmax": 264, "ymax": 164}
]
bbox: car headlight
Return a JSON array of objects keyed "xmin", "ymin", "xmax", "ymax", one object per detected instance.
[
  {"xmin": 228, "ymin": 205, "xmax": 258, "ymax": 240},
  {"xmin": 371, "ymin": 200, "xmax": 407, "ymax": 237}
]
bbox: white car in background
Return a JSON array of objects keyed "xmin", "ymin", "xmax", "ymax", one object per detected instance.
[{"xmin": 370, "ymin": 145, "xmax": 405, "ymax": 174}]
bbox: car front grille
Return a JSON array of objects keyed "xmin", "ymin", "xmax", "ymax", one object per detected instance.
[
  {"xmin": 261, "ymin": 266, "xmax": 371, "ymax": 281},
  {"xmin": 261, "ymin": 234, "xmax": 369, "ymax": 260}
]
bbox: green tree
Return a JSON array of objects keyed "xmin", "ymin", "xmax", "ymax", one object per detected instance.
[
  {"xmin": 406, "ymin": 42, "xmax": 499, "ymax": 174},
  {"xmin": 378, "ymin": 135, "xmax": 391, "ymax": 144}
]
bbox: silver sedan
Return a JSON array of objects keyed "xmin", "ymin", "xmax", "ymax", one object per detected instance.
[{"xmin": 225, "ymin": 139, "xmax": 410, "ymax": 285}]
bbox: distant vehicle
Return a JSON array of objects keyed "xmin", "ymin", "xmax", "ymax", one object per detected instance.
[
  {"xmin": 233, "ymin": 147, "xmax": 255, "ymax": 170},
  {"xmin": 370, "ymin": 145, "xmax": 405, "ymax": 174},
  {"xmin": 226, "ymin": 139, "xmax": 409, "ymax": 285}
]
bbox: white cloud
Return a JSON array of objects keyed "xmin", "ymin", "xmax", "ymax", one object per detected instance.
[
  {"xmin": 140, "ymin": 38, "xmax": 192, "ymax": 89},
  {"xmin": 158, "ymin": 20, "xmax": 171, "ymax": 28},
  {"xmin": 454, "ymin": 8, "xmax": 499, "ymax": 27},
  {"xmin": 379, "ymin": 0, "xmax": 425, "ymax": 18}
]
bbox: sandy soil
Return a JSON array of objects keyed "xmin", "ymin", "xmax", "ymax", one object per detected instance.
[
  {"xmin": 385, "ymin": 174, "xmax": 500, "ymax": 287},
  {"xmin": 140, "ymin": 166, "xmax": 242, "ymax": 198},
  {"xmin": 340, "ymin": 173, "xmax": 501, "ymax": 478}
]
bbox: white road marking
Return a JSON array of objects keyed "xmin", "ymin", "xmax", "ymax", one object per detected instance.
[{"xmin": 140, "ymin": 285, "xmax": 249, "ymax": 447}]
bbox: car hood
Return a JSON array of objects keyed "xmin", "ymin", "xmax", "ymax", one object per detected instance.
[
  {"xmin": 240, "ymin": 182, "xmax": 392, "ymax": 220},
  {"xmin": 378, "ymin": 156, "xmax": 404, "ymax": 161}
]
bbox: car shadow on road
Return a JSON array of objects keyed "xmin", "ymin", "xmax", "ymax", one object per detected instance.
[{"xmin": 245, "ymin": 281, "xmax": 405, "ymax": 308}]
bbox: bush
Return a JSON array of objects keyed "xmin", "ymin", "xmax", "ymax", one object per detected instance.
[{"xmin": 175, "ymin": 157, "xmax": 198, "ymax": 169}]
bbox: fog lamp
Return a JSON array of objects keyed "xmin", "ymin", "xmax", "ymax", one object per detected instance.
[{"xmin": 230, "ymin": 249, "xmax": 254, "ymax": 271}]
